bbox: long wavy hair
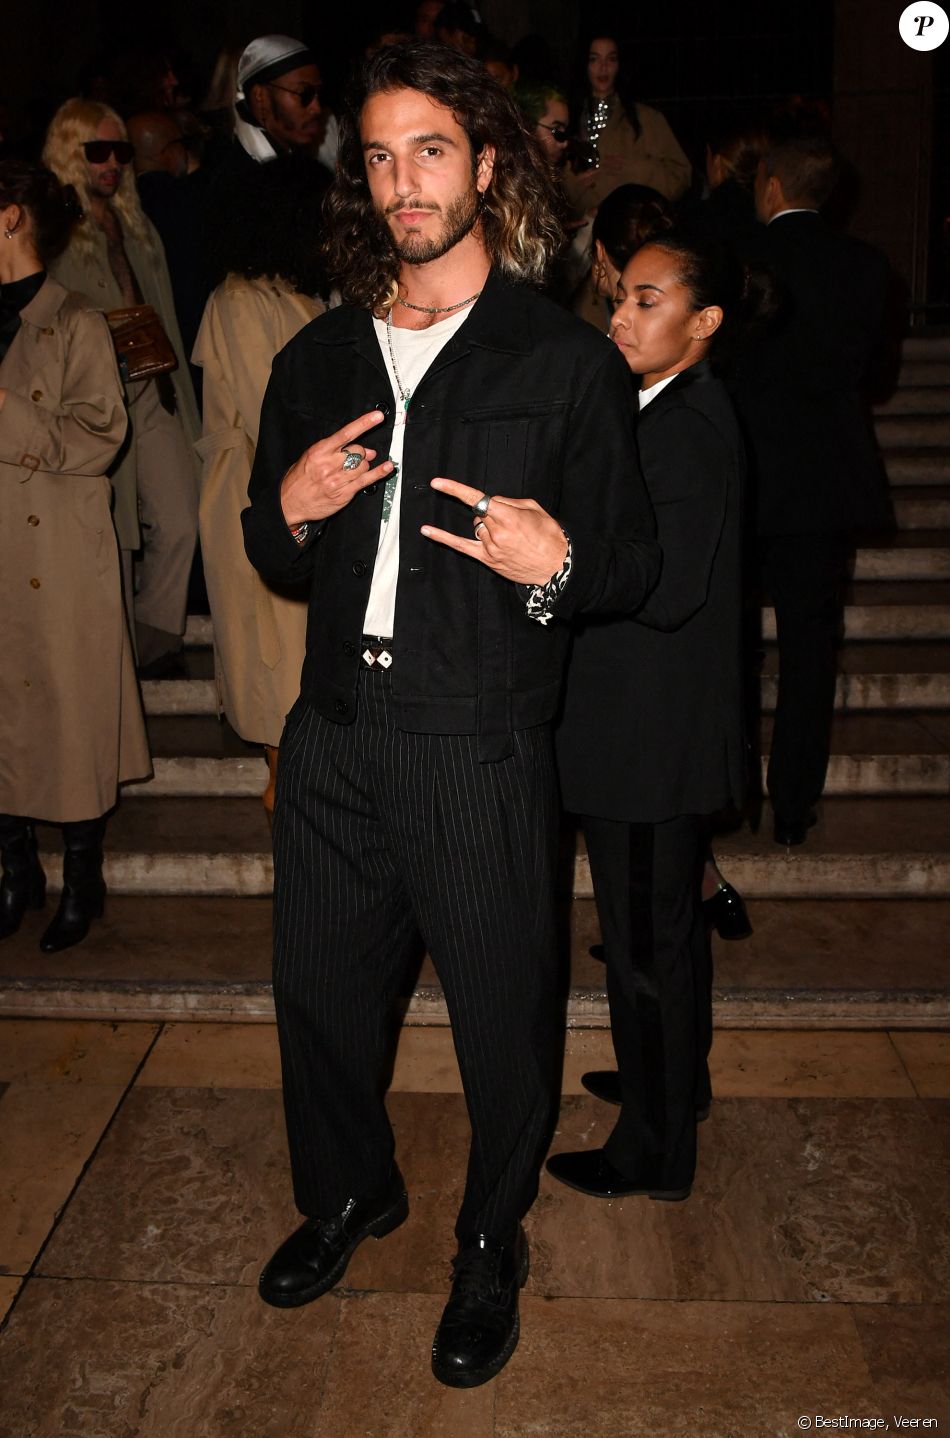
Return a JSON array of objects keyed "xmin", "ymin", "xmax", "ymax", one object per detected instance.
[
  {"xmin": 41, "ymin": 98, "xmax": 158, "ymax": 258},
  {"xmin": 324, "ymin": 39, "xmax": 563, "ymax": 311}
]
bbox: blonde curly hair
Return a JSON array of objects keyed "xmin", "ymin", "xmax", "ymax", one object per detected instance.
[{"xmin": 41, "ymin": 98, "xmax": 157, "ymax": 256}]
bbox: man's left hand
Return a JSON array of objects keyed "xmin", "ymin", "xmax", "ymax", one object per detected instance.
[{"xmin": 422, "ymin": 478, "xmax": 568, "ymax": 585}]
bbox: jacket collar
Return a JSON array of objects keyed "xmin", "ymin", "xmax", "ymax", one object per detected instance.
[
  {"xmin": 638, "ymin": 357, "xmax": 714, "ymax": 421},
  {"xmin": 20, "ymin": 276, "xmax": 70, "ymax": 329},
  {"xmin": 307, "ymin": 267, "xmax": 534, "ymax": 357}
]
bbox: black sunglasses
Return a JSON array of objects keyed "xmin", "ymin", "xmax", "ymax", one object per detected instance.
[
  {"xmin": 538, "ymin": 122, "xmax": 570, "ymax": 143},
  {"xmin": 267, "ymin": 81, "xmax": 321, "ymax": 107},
  {"xmin": 82, "ymin": 140, "xmax": 134, "ymax": 165}
]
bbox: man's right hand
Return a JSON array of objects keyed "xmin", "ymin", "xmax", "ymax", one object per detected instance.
[{"xmin": 279, "ymin": 410, "xmax": 394, "ymax": 527}]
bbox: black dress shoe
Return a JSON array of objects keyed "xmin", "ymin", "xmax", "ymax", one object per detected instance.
[
  {"xmin": 773, "ymin": 810, "xmax": 817, "ymax": 846},
  {"xmin": 431, "ymin": 1225, "xmax": 529, "ymax": 1388},
  {"xmin": 546, "ymin": 1147, "xmax": 691, "ymax": 1201},
  {"xmin": 259, "ymin": 1165, "xmax": 408, "ymax": 1308},
  {"xmin": 703, "ymin": 881, "xmax": 752, "ymax": 940},
  {"xmin": 580, "ymin": 1070, "xmax": 710, "ymax": 1122}
]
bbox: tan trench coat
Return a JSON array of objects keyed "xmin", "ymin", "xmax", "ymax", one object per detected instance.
[
  {"xmin": 563, "ymin": 100, "xmax": 692, "ymax": 213},
  {"xmin": 50, "ymin": 215, "xmax": 201, "ymax": 550},
  {"xmin": 193, "ymin": 274, "xmax": 323, "ymax": 746},
  {"xmin": 0, "ymin": 278, "xmax": 151, "ymax": 822}
]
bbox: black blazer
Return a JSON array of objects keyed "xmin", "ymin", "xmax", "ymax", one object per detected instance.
[
  {"xmin": 556, "ymin": 361, "xmax": 746, "ymax": 824},
  {"xmin": 733, "ymin": 211, "xmax": 891, "ymax": 537},
  {"xmin": 241, "ymin": 268, "xmax": 659, "ymax": 759}
]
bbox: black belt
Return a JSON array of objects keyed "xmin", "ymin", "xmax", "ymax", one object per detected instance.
[{"xmin": 360, "ymin": 635, "xmax": 393, "ymax": 669}]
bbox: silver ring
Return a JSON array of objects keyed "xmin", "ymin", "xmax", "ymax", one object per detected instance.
[
  {"xmin": 341, "ymin": 447, "xmax": 364, "ymax": 472},
  {"xmin": 474, "ymin": 520, "xmax": 487, "ymax": 539},
  {"xmin": 471, "ymin": 493, "xmax": 492, "ymax": 518}
]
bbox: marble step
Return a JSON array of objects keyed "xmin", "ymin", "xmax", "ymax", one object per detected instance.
[
  {"xmin": 875, "ymin": 414, "xmax": 950, "ymax": 447},
  {"xmin": 31, "ymin": 798, "xmax": 950, "ymax": 899},
  {"xmin": 875, "ymin": 386, "xmax": 950, "ymax": 416},
  {"xmin": 883, "ymin": 451, "xmax": 948, "ymax": 486},
  {"xmin": 895, "ymin": 360, "xmax": 950, "ymax": 386},
  {"xmin": 137, "ymin": 749, "xmax": 949, "ymax": 798},
  {"xmin": 141, "ymin": 666, "xmax": 950, "ymax": 720},
  {"xmin": 892, "ymin": 490, "xmax": 950, "ymax": 528},
  {"xmin": 2, "ymin": 893, "xmax": 948, "ymax": 1027},
  {"xmin": 852, "ymin": 544, "xmax": 950, "ymax": 581},
  {"xmin": 900, "ymin": 333, "xmax": 950, "ymax": 361}
]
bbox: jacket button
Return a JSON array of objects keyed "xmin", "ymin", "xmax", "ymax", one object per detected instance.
[
  {"xmin": 30, "ymin": 577, "xmax": 41, "ymax": 589},
  {"xmin": 27, "ymin": 515, "xmax": 40, "ymax": 526},
  {"xmin": 352, "ymin": 560, "xmax": 367, "ymax": 576},
  {"xmin": 408, "ymin": 566, "xmax": 423, "ymax": 574},
  {"xmin": 31, "ymin": 390, "xmax": 43, "ymax": 402},
  {"xmin": 342, "ymin": 640, "xmax": 356, "ymax": 656},
  {"xmin": 334, "ymin": 700, "xmax": 348, "ymax": 715},
  {"xmin": 362, "ymin": 483, "xmax": 379, "ymax": 496}
]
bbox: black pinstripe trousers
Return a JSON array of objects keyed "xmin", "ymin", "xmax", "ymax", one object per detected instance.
[
  {"xmin": 271, "ymin": 667, "xmax": 561, "ymax": 1243},
  {"xmin": 584, "ymin": 814, "xmax": 712, "ymax": 1189}
]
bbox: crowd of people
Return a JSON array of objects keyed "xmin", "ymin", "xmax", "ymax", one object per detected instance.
[{"xmin": 0, "ymin": 8, "xmax": 891, "ymax": 1391}]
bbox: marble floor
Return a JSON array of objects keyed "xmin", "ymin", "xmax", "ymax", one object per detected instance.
[{"xmin": 1, "ymin": 1020, "xmax": 948, "ymax": 1437}]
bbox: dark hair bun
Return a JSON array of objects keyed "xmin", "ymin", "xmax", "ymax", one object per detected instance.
[{"xmin": 0, "ymin": 159, "xmax": 78, "ymax": 264}]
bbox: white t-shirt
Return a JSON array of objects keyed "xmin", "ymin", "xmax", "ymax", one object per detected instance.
[{"xmin": 362, "ymin": 305, "xmax": 473, "ymax": 637}]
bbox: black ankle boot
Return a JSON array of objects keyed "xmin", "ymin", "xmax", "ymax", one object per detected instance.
[
  {"xmin": 0, "ymin": 816, "xmax": 47, "ymax": 941},
  {"xmin": 39, "ymin": 818, "xmax": 107, "ymax": 953}
]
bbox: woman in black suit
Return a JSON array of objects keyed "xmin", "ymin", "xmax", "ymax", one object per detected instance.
[{"xmin": 548, "ymin": 232, "xmax": 758, "ymax": 1202}]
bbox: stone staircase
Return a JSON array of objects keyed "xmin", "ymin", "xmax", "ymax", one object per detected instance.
[{"xmin": 2, "ymin": 335, "xmax": 949, "ymax": 1029}]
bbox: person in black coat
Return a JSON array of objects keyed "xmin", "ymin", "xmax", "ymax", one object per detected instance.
[
  {"xmin": 735, "ymin": 130, "xmax": 890, "ymax": 844},
  {"xmin": 547, "ymin": 232, "xmax": 757, "ymax": 1201}
]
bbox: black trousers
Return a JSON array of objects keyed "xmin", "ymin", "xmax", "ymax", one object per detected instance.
[
  {"xmin": 760, "ymin": 532, "xmax": 849, "ymax": 823},
  {"xmin": 271, "ymin": 668, "xmax": 561, "ymax": 1243},
  {"xmin": 583, "ymin": 814, "xmax": 711, "ymax": 1189}
]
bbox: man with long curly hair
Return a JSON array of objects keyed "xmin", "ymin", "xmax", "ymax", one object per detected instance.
[
  {"xmin": 242, "ymin": 39, "xmax": 658, "ymax": 1388},
  {"xmin": 42, "ymin": 98, "xmax": 200, "ymax": 676}
]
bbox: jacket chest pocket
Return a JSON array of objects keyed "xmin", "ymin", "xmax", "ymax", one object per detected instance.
[{"xmin": 459, "ymin": 401, "xmax": 569, "ymax": 501}]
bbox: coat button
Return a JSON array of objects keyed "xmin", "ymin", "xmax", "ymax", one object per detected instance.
[
  {"xmin": 31, "ymin": 390, "xmax": 43, "ymax": 402},
  {"xmin": 342, "ymin": 640, "xmax": 356, "ymax": 656},
  {"xmin": 27, "ymin": 515, "xmax": 40, "ymax": 526},
  {"xmin": 334, "ymin": 700, "xmax": 348, "ymax": 715},
  {"xmin": 362, "ymin": 483, "xmax": 379, "ymax": 496},
  {"xmin": 352, "ymin": 560, "xmax": 367, "ymax": 576},
  {"xmin": 30, "ymin": 577, "xmax": 41, "ymax": 589}
]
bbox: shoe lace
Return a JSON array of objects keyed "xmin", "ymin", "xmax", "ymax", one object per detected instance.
[{"xmin": 449, "ymin": 1243, "xmax": 504, "ymax": 1304}]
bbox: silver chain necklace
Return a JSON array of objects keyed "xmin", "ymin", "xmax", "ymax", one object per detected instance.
[
  {"xmin": 385, "ymin": 292, "xmax": 480, "ymax": 412},
  {"xmin": 396, "ymin": 289, "xmax": 482, "ymax": 315}
]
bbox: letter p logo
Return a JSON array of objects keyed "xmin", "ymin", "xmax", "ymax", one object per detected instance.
[{"xmin": 900, "ymin": 1, "xmax": 949, "ymax": 48}]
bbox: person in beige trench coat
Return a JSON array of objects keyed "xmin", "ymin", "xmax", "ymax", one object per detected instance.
[
  {"xmin": 0, "ymin": 160, "xmax": 151, "ymax": 953},
  {"xmin": 194, "ymin": 275, "xmax": 322, "ymax": 767},
  {"xmin": 193, "ymin": 155, "xmax": 326, "ymax": 818},
  {"xmin": 43, "ymin": 99, "xmax": 201, "ymax": 673}
]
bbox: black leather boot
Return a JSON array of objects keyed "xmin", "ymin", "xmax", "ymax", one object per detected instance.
[
  {"xmin": 39, "ymin": 817, "xmax": 107, "ymax": 953},
  {"xmin": 0, "ymin": 815, "xmax": 46, "ymax": 941}
]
